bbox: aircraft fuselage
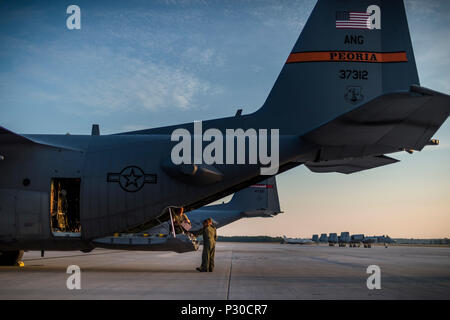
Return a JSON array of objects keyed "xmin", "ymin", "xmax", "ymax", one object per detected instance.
[{"xmin": 0, "ymin": 132, "xmax": 303, "ymax": 251}]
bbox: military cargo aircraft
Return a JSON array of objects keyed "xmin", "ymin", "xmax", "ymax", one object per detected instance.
[
  {"xmin": 91, "ymin": 177, "xmax": 281, "ymax": 253},
  {"xmin": 186, "ymin": 176, "xmax": 281, "ymax": 233},
  {"xmin": 1, "ymin": 0, "xmax": 449, "ymax": 265}
]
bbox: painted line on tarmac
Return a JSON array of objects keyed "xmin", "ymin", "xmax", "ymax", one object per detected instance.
[{"xmin": 226, "ymin": 249, "xmax": 233, "ymax": 300}]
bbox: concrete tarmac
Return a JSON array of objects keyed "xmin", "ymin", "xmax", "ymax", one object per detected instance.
[{"xmin": 0, "ymin": 242, "xmax": 449, "ymax": 299}]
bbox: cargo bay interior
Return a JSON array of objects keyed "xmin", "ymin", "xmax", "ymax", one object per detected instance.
[{"xmin": 50, "ymin": 178, "xmax": 81, "ymax": 236}]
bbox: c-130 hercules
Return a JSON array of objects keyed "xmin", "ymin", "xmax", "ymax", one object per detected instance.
[{"xmin": 0, "ymin": 0, "xmax": 448, "ymax": 265}]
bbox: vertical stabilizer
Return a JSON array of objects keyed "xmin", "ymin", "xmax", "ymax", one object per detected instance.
[{"xmin": 257, "ymin": 0, "xmax": 419, "ymax": 135}]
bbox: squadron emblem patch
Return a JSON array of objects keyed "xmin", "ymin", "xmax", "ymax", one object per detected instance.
[{"xmin": 344, "ymin": 86, "xmax": 364, "ymax": 104}]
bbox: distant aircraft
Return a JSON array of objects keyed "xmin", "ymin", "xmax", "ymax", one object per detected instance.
[
  {"xmin": 139, "ymin": 177, "xmax": 281, "ymax": 236},
  {"xmin": 1, "ymin": 0, "xmax": 448, "ymax": 265},
  {"xmin": 282, "ymin": 236, "xmax": 314, "ymax": 245},
  {"xmin": 363, "ymin": 235, "xmax": 396, "ymax": 248},
  {"xmin": 377, "ymin": 235, "xmax": 395, "ymax": 245},
  {"xmin": 338, "ymin": 232, "xmax": 350, "ymax": 247},
  {"xmin": 348, "ymin": 234, "xmax": 395, "ymax": 248},
  {"xmin": 92, "ymin": 177, "xmax": 281, "ymax": 253},
  {"xmin": 319, "ymin": 234, "xmax": 328, "ymax": 243},
  {"xmin": 362, "ymin": 236, "xmax": 378, "ymax": 248},
  {"xmin": 350, "ymin": 234, "xmax": 365, "ymax": 247},
  {"xmin": 188, "ymin": 177, "xmax": 282, "ymax": 232},
  {"xmin": 328, "ymin": 233, "xmax": 338, "ymax": 246}
]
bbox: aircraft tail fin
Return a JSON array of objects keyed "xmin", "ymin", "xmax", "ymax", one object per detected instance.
[
  {"xmin": 257, "ymin": 0, "xmax": 420, "ymax": 135},
  {"xmin": 224, "ymin": 176, "xmax": 282, "ymax": 216}
]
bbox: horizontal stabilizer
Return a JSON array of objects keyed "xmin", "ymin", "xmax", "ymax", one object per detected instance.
[
  {"xmin": 305, "ymin": 155, "xmax": 399, "ymax": 174},
  {"xmin": 302, "ymin": 86, "xmax": 450, "ymax": 161}
]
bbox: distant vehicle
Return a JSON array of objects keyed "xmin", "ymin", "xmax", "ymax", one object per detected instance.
[
  {"xmin": 328, "ymin": 233, "xmax": 338, "ymax": 246},
  {"xmin": 312, "ymin": 234, "xmax": 319, "ymax": 243},
  {"xmin": 282, "ymin": 236, "xmax": 314, "ymax": 245},
  {"xmin": 319, "ymin": 233, "xmax": 328, "ymax": 243},
  {"xmin": 339, "ymin": 232, "xmax": 350, "ymax": 247}
]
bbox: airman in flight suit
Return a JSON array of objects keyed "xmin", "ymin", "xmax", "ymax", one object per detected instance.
[{"xmin": 196, "ymin": 218, "xmax": 217, "ymax": 272}]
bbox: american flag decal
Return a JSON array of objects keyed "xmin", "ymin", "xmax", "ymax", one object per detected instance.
[
  {"xmin": 336, "ymin": 11, "xmax": 371, "ymax": 29},
  {"xmin": 251, "ymin": 184, "xmax": 273, "ymax": 189}
]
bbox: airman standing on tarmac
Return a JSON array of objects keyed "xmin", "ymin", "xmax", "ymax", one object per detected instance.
[{"xmin": 196, "ymin": 218, "xmax": 217, "ymax": 272}]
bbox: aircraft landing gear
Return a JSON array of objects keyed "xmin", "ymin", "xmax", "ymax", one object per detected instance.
[{"xmin": 0, "ymin": 250, "xmax": 24, "ymax": 266}]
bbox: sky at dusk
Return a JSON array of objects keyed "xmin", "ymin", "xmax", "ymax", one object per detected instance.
[{"xmin": 0, "ymin": 0, "xmax": 449, "ymax": 238}]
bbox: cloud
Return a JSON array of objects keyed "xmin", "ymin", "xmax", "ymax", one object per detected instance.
[
  {"xmin": 0, "ymin": 42, "xmax": 221, "ymax": 115},
  {"xmin": 76, "ymin": 53, "xmax": 219, "ymax": 113},
  {"xmin": 246, "ymin": 0, "xmax": 315, "ymax": 31},
  {"xmin": 0, "ymin": 1, "xmax": 232, "ymax": 117},
  {"xmin": 405, "ymin": 0, "xmax": 450, "ymax": 93},
  {"xmin": 405, "ymin": 0, "xmax": 449, "ymax": 18},
  {"xmin": 120, "ymin": 124, "xmax": 152, "ymax": 132},
  {"xmin": 181, "ymin": 47, "xmax": 224, "ymax": 66}
]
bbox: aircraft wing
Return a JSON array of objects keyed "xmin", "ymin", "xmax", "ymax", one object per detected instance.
[
  {"xmin": 305, "ymin": 155, "xmax": 399, "ymax": 174},
  {"xmin": 302, "ymin": 85, "xmax": 450, "ymax": 162},
  {"xmin": 0, "ymin": 126, "xmax": 36, "ymax": 145},
  {"xmin": 0, "ymin": 126, "xmax": 83, "ymax": 152},
  {"xmin": 1, "ymin": 126, "xmax": 36, "ymax": 160}
]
